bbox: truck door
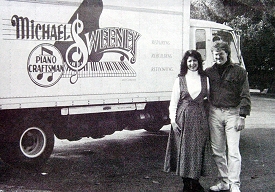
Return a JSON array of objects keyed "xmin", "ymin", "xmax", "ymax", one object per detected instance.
[
  {"xmin": 211, "ymin": 29, "xmax": 244, "ymax": 67},
  {"xmin": 194, "ymin": 28, "xmax": 244, "ymax": 69}
]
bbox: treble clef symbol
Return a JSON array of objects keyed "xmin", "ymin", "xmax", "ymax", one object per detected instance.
[{"xmin": 66, "ymin": 14, "xmax": 88, "ymax": 84}]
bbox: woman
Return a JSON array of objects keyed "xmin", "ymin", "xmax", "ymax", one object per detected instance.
[{"xmin": 164, "ymin": 50, "xmax": 209, "ymax": 192}]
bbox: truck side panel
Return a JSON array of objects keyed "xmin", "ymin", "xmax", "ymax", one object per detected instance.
[
  {"xmin": 0, "ymin": 0, "xmax": 185, "ymax": 168},
  {"xmin": 0, "ymin": 0, "xmax": 183, "ymax": 109}
]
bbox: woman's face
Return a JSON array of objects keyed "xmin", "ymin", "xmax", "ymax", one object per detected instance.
[{"xmin": 187, "ymin": 56, "xmax": 199, "ymax": 71}]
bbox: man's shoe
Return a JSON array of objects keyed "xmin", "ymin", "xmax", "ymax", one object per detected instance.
[
  {"xmin": 230, "ymin": 184, "xmax": 240, "ymax": 192},
  {"xmin": 209, "ymin": 181, "xmax": 230, "ymax": 192}
]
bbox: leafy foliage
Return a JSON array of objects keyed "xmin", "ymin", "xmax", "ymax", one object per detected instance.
[{"xmin": 191, "ymin": 0, "xmax": 275, "ymax": 91}]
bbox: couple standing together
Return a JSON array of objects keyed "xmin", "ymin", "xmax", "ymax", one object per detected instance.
[{"xmin": 164, "ymin": 41, "xmax": 251, "ymax": 192}]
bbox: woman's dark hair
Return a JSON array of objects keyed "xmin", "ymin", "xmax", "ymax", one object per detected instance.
[{"xmin": 179, "ymin": 50, "xmax": 204, "ymax": 76}]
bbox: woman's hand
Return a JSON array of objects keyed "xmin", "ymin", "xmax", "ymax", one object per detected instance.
[{"xmin": 172, "ymin": 122, "xmax": 181, "ymax": 133}]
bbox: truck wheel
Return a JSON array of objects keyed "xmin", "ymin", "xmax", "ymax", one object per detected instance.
[
  {"xmin": 144, "ymin": 105, "xmax": 163, "ymax": 132},
  {"xmin": 0, "ymin": 122, "xmax": 54, "ymax": 169}
]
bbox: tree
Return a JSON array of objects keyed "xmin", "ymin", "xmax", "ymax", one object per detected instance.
[{"xmin": 191, "ymin": 0, "xmax": 275, "ymax": 92}]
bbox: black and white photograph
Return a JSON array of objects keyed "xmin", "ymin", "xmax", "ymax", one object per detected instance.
[{"xmin": 0, "ymin": 0, "xmax": 274, "ymax": 191}]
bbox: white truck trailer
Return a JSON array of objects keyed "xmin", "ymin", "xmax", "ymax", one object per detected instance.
[{"xmin": 0, "ymin": 0, "xmax": 244, "ymax": 167}]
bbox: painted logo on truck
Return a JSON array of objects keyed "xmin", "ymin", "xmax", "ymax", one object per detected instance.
[
  {"xmin": 27, "ymin": 44, "xmax": 65, "ymax": 87},
  {"xmin": 11, "ymin": 0, "xmax": 141, "ymax": 87}
]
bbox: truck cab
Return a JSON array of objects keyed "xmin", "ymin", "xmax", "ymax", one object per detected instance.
[{"xmin": 190, "ymin": 19, "xmax": 244, "ymax": 69}]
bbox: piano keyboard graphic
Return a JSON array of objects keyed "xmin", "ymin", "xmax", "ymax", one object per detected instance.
[{"xmin": 63, "ymin": 61, "xmax": 136, "ymax": 78}]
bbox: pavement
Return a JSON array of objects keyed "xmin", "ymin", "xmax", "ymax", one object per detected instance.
[
  {"xmin": 0, "ymin": 93, "xmax": 274, "ymax": 192},
  {"xmin": 200, "ymin": 93, "xmax": 275, "ymax": 192},
  {"xmin": 200, "ymin": 128, "xmax": 275, "ymax": 192}
]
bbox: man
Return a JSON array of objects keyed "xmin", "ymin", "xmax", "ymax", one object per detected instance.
[{"xmin": 205, "ymin": 41, "xmax": 251, "ymax": 192}]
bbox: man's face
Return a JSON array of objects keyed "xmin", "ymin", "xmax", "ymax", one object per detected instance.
[{"xmin": 212, "ymin": 50, "xmax": 228, "ymax": 65}]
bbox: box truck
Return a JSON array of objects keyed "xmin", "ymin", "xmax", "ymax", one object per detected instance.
[{"xmin": 0, "ymin": 0, "xmax": 244, "ymax": 167}]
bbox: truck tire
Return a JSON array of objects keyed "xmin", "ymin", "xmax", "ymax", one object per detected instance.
[
  {"xmin": 144, "ymin": 105, "xmax": 163, "ymax": 132},
  {"xmin": 0, "ymin": 118, "xmax": 54, "ymax": 169}
]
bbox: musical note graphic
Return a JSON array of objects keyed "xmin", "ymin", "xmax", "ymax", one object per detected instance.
[
  {"xmin": 28, "ymin": 43, "xmax": 64, "ymax": 88},
  {"xmin": 42, "ymin": 47, "xmax": 53, "ymax": 55},
  {"xmin": 47, "ymin": 73, "xmax": 53, "ymax": 82},
  {"xmin": 35, "ymin": 47, "xmax": 55, "ymax": 82},
  {"xmin": 36, "ymin": 72, "xmax": 53, "ymax": 82},
  {"xmin": 70, "ymin": 71, "xmax": 79, "ymax": 84},
  {"xmin": 37, "ymin": 73, "xmax": 43, "ymax": 80},
  {"xmin": 54, "ymin": 0, "xmax": 104, "ymax": 63},
  {"xmin": 65, "ymin": 14, "xmax": 89, "ymax": 83},
  {"xmin": 120, "ymin": 55, "xmax": 125, "ymax": 61}
]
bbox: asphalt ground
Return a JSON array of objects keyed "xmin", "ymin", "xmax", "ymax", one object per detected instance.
[
  {"xmin": 0, "ymin": 94, "xmax": 274, "ymax": 192},
  {"xmin": 200, "ymin": 93, "xmax": 275, "ymax": 192}
]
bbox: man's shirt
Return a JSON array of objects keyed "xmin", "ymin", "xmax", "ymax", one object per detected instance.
[{"xmin": 205, "ymin": 63, "xmax": 251, "ymax": 116}]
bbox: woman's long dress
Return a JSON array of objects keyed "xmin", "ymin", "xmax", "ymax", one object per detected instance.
[{"xmin": 164, "ymin": 75, "xmax": 209, "ymax": 179}]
